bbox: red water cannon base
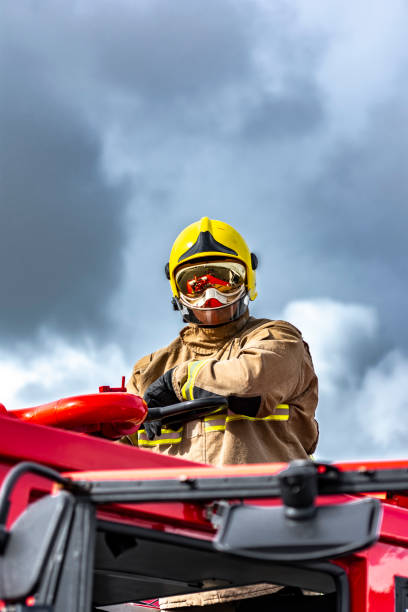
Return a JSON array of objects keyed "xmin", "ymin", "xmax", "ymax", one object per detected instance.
[{"xmin": 3, "ymin": 377, "xmax": 147, "ymax": 439}]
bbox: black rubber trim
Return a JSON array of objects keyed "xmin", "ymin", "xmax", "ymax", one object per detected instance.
[
  {"xmin": 95, "ymin": 521, "xmax": 343, "ymax": 599},
  {"xmin": 395, "ymin": 577, "xmax": 408, "ymax": 612},
  {"xmin": 192, "ymin": 388, "xmax": 261, "ymax": 417},
  {"xmin": 305, "ymin": 562, "xmax": 349, "ymax": 612},
  {"xmin": 178, "ymin": 231, "xmax": 238, "ymax": 262},
  {"xmin": 228, "ymin": 395, "xmax": 261, "ymax": 416}
]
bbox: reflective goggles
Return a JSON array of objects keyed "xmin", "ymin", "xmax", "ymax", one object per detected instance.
[
  {"xmin": 180, "ymin": 284, "xmax": 246, "ymax": 309},
  {"xmin": 175, "ymin": 261, "xmax": 246, "ymax": 297}
]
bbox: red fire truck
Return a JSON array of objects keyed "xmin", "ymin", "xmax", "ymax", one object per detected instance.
[{"xmin": 0, "ymin": 386, "xmax": 407, "ymax": 611}]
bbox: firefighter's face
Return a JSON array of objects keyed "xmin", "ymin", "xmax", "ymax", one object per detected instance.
[{"xmin": 190, "ymin": 301, "xmax": 240, "ymax": 326}]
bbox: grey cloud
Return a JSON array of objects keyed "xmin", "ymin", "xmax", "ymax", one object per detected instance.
[
  {"xmin": 318, "ymin": 349, "xmax": 408, "ymax": 461},
  {"xmin": 1, "ymin": 1, "xmax": 253, "ymax": 105},
  {"xmin": 0, "ymin": 0, "xmax": 280, "ymax": 345},
  {"xmin": 0, "ymin": 0, "xmax": 330, "ymax": 352},
  {"xmin": 0, "ymin": 22, "xmax": 130, "ymax": 344},
  {"xmin": 283, "ymin": 299, "xmax": 407, "ymax": 460},
  {"xmin": 0, "ymin": 339, "xmax": 129, "ymax": 410},
  {"xmin": 253, "ymin": 91, "xmax": 408, "ymax": 352},
  {"xmin": 78, "ymin": 0, "xmax": 326, "ymax": 141},
  {"xmin": 239, "ymin": 78, "xmax": 325, "ymax": 142},
  {"xmin": 15, "ymin": 379, "xmax": 87, "ymax": 407},
  {"xmin": 355, "ymin": 350, "xmax": 408, "ymax": 453},
  {"xmin": 92, "ymin": 0, "xmax": 252, "ymax": 99},
  {"xmin": 302, "ymin": 99, "xmax": 408, "ymax": 346}
]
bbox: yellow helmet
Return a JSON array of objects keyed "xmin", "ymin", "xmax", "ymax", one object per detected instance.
[{"xmin": 165, "ymin": 217, "xmax": 258, "ymax": 301}]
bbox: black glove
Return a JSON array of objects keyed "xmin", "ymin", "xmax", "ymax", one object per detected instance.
[
  {"xmin": 144, "ymin": 368, "xmax": 178, "ymax": 407},
  {"xmin": 143, "ymin": 420, "xmax": 164, "ymax": 440},
  {"xmin": 143, "ymin": 369, "xmax": 179, "ymax": 440}
]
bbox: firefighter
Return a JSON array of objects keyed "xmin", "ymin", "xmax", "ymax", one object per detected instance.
[
  {"xmin": 123, "ymin": 217, "xmax": 319, "ymax": 610},
  {"xmin": 124, "ymin": 216, "xmax": 318, "ymax": 466}
]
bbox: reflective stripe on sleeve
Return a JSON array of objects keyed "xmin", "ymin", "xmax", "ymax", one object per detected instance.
[
  {"xmin": 204, "ymin": 404, "xmax": 290, "ymax": 432},
  {"xmin": 181, "ymin": 360, "xmax": 210, "ymax": 400},
  {"xmin": 138, "ymin": 426, "xmax": 183, "ymax": 447},
  {"xmin": 204, "ymin": 413, "xmax": 228, "ymax": 432}
]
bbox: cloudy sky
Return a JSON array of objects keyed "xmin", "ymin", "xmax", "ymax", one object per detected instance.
[{"xmin": 1, "ymin": 0, "xmax": 407, "ymax": 461}]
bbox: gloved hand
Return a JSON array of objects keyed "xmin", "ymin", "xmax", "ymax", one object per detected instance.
[
  {"xmin": 143, "ymin": 420, "xmax": 164, "ymax": 440},
  {"xmin": 143, "ymin": 369, "xmax": 179, "ymax": 440}
]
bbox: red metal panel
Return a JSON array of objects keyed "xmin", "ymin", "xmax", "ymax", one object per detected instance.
[
  {"xmin": 0, "ymin": 416, "xmax": 200, "ymax": 525},
  {"xmin": 336, "ymin": 459, "xmax": 408, "ymax": 471},
  {"xmin": 380, "ymin": 504, "xmax": 408, "ymax": 546},
  {"xmin": 334, "ymin": 555, "xmax": 368, "ymax": 612},
  {"xmin": 0, "ymin": 416, "xmax": 199, "ymax": 471},
  {"xmin": 364, "ymin": 542, "xmax": 408, "ymax": 612},
  {"xmin": 63, "ymin": 462, "xmax": 288, "ymax": 482},
  {"xmin": 335, "ymin": 542, "xmax": 408, "ymax": 612}
]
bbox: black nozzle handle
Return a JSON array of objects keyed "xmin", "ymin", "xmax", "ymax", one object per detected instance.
[{"xmin": 146, "ymin": 397, "xmax": 228, "ymax": 423}]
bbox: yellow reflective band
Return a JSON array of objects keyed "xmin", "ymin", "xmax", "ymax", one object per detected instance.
[
  {"xmin": 138, "ymin": 426, "xmax": 183, "ymax": 435},
  {"xmin": 138, "ymin": 426, "xmax": 183, "ymax": 446},
  {"xmin": 226, "ymin": 413, "xmax": 289, "ymax": 422},
  {"xmin": 204, "ymin": 413, "xmax": 227, "ymax": 430},
  {"xmin": 181, "ymin": 360, "xmax": 209, "ymax": 400},
  {"xmin": 204, "ymin": 404, "xmax": 289, "ymax": 431},
  {"xmin": 204, "ymin": 413, "xmax": 227, "ymax": 422},
  {"xmin": 205, "ymin": 425, "xmax": 226, "ymax": 432},
  {"xmin": 138, "ymin": 437, "xmax": 183, "ymax": 446}
]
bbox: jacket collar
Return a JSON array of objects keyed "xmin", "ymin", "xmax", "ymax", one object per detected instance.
[{"xmin": 179, "ymin": 310, "xmax": 250, "ymax": 354}]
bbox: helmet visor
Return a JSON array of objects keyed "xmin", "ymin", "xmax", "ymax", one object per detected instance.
[{"xmin": 175, "ymin": 261, "xmax": 246, "ymax": 297}]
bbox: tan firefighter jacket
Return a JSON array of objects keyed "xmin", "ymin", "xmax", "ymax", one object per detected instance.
[
  {"xmin": 125, "ymin": 310, "xmax": 318, "ymax": 466},
  {"xmin": 123, "ymin": 310, "xmax": 318, "ymax": 609}
]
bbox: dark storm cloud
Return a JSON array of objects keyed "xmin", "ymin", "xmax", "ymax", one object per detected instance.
[
  {"xmin": 0, "ymin": 0, "xmax": 326, "ymax": 349},
  {"xmin": 296, "ymin": 96, "xmax": 408, "ymax": 348},
  {"xmin": 0, "ymin": 0, "xmax": 255, "ymax": 349},
  {"xmin": 89, "ymin": 0, "xmax": 252, "ymax": 98},
  {"xmin": 239, "ymin": 77, "xmax": 325, "ymax": 142},
  {"xmin": 2, "ymin": 1, "xmax": 253, "ymax": 104},
  {"xmin": 275, "ymin": 87, "xmax": 408, "ymax": 460},
  {"xmin": 0, "ymin": 7, "xmax": 130, "ymax": 344}
]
